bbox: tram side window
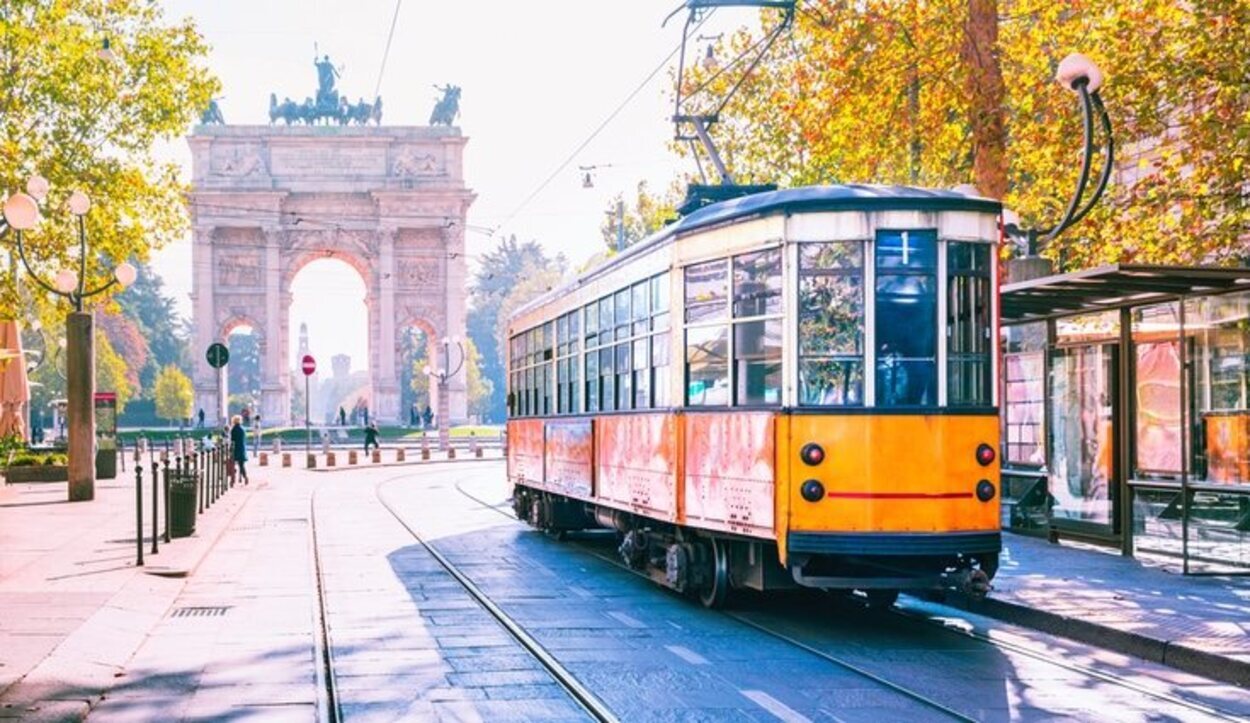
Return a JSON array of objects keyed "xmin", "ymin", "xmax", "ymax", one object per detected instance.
[
  {"xmin": 875, "ymin": 230, "xmax": 937, "ymax": 407},
  {"xmin": 799, "ymin": 242, "xmax": 864, "ymax": 406},
  {"xmin": 947, "ymin": 242, "xmax": 993, "ymax": 406},
  {"xmin": 733, "ymin": 250, "xmax": 783, "ymax": 405},
  {"xmin": 685, "ymin": 261, "xmax": 730, "ymax": 406}
]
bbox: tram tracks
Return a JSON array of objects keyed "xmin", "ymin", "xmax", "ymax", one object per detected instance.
[
  {"xmin": 308, "ymin": 470, "xmax": 618, "ymax": 723},
  {"xmin": 450, "ymin": 472, "xmax": 1249, "ymax": 722}
]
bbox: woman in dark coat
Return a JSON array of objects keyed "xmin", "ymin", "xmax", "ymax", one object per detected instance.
[{"xmin": 230, "ymin": 414, "xmax": 250, "ymax": 485}]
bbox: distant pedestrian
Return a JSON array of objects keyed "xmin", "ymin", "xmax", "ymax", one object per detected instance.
[
  {"xmin": 339, "ymin": 406, "xmax": 347, "ymax": 427},
  {"xmin": 422, "ymin": 405, "xmax": 433, "ymax": 430},
  {"xmin": 364, "ymin": 421, "xmax": 379, "ymax": 452},
  {"xmin": 197, "ymin": 408, "xmax": 205, "ymax": 428},
  {"xmin": 253, "ymin": 414, "xmax": 262, "ymax": 449},
  {"xmin": 230, "ymin": 415, "xmax": 250, "ymax": 485}
]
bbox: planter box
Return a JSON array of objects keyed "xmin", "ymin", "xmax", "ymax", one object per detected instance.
[{"xmin": 4, "ymin": 465, "xmax": 69, "ymax": 484}]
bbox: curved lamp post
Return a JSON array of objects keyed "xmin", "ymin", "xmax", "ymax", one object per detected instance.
[
  {"xmin": 1006, "ymin": 53, "xmax": 1115, "ymax": 260},
  {"xmin": 2, "ymin": 177, "xmax": 137, "ymax": 501},
  {"xmin": 423, "ymin": 336, "xmax": 464, "ymax": 451}
]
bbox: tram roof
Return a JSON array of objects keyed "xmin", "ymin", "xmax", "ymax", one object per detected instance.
[
  {"xmin": 672, "ymin": 184, "xmax": 1001, "ymax": 235},
  {"xmin": 1002, "ymin": 263, "xmax": 1250, "ymax": 322},
  {"xmin": 512, "ymin": 184, "xmax": 1001, "ymax": 323}
]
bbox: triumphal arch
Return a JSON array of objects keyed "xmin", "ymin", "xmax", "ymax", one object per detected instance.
[{"xmin": 187, "ymin": 111, "xmax": 474, "ymax": 426}]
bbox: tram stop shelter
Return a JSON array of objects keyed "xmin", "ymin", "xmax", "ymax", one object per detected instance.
[{"xmin": 1000, "ymin": 263, "xmax": 1250, "ymax": 574}]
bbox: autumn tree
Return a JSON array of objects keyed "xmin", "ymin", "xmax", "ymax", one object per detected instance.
[
  {"xmin": 679, "ymin": 1, "xmax": 1250, "ymax": 267},
  {"xmin": 0, "ymin": 1, "xmax": 218, "ymax": 316},
  {"xmin": 153, "ymin": 364, "xmax": 193, "ymax": 424},
  {"xmin": 598, "ymin": 181, "xmax": 682, "ymax": 252},
  {"xmin": 95, "ymin": 332, "xmax": 133, "ymax": 413},
  {"xmin": 464, "ymin": 338, "xmax": 494, "ymax": 421},
  {"xmin": 468, "ymin": 235, "xmax": 564, "ymax": 420}
]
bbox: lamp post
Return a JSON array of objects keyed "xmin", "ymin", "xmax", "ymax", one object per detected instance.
[
  {"xmin": 1005, "ymin": 53, "xmax": 1114, "ymax": 264},
  {"xmin": 2, "ymin": 176, "xmax": 138, "ymax": 502},
  {"xmin": 423, "ymin": 336, "xmax": 464, "ymax": 451}
]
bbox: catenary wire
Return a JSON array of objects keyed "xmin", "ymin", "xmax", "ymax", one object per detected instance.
[
  {"xmin": 493, "ymin": 10, "xmax": 715, "ymax": 237},
  {"xmin": 373, "ymin": 0, "xmax": 404, "ymax": 101}
]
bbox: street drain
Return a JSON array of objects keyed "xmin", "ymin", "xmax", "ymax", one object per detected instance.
[{"xmin": 171, "ymin": 606, "xmax": 231, "ymax": 618}]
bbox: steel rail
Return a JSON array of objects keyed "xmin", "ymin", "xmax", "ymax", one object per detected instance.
[
  {"xmin": 308, "ymin": 487, "xmax": 342, "ymax": 723},
  {"xmin": 374, "ymin": 478, "xmax": 619, "ymax": 723},
  {"xmin": 888, "ymin": 606, "xmax": 1246, "ymax": 722},
  {"xmin": 452, "ymin": 474, "xmax": 1247, "ymax": 722}
]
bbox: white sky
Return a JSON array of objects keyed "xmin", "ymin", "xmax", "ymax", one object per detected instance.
[{"xmin": 152, "ymin": 0, "xmax": 752, "ymax": 371}]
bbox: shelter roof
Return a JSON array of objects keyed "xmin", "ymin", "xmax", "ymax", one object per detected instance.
[{"xmin": 1002, "ymin": 263, "xmax": 1250, "ymax": 323}]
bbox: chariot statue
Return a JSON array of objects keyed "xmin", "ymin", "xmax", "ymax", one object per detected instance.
[
  {"xmin": 266, "ymin": 51, "xmax": 382, "ymax": 126},
  {"xmin": 429, "ymin": 85, "xmax": 461, "ymax": 126}
]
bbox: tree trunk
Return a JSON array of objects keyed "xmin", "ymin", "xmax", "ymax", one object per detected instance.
[{"xmin": 962, "ymin": 0, "xmax": 1007, "ymax": 199}]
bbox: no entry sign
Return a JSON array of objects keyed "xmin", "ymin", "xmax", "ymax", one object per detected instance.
[{"xmin": 301, "ymin": 354, "xmax": 317, "ymax": 376}]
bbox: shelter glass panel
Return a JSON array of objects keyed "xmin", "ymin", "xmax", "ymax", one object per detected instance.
[
  {"xmin": 1003, "ymin": 322, "xmax": 1047, "ymax": 466},
  {"xmin": 1186, "ymin": 292, "xmax": 1250, "ymax": 488},
  {"xmin": 1132, "ymin": 303, "xmax": 1183, "ymax": 479}
]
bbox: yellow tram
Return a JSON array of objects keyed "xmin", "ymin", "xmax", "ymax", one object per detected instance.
[{"xmin": 505, "ymin": 185, "xmax": 1002, "ymax": 607}]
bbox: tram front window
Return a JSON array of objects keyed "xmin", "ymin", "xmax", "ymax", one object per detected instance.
[{"xmin": 875, "ymin": 231, "xmax": 937, "ymax": 407}]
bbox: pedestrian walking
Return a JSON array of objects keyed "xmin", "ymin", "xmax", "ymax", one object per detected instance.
[
  {"xmin": 197, "ymin": 408, "xmax": 205, "ymax": 428},
  {"xmin": 339, "ymin": 406, "xmax": 347, "ymax": 427},
  {"xmin": 253, "ymin": 414, "xmax": 262, "ymax": 449},
  {"xmin": 230, "ymin": 414, "xmax": 250, "ymax": 485},
  {"xmin": 364, "ymin": 421, "xmax": 379, "ymax": 452}
]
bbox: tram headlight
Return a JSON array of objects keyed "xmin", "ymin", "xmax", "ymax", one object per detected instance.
[
  {"xmin": 800, "ymin": 479, "xmax": 825, "ymax": 503},
  {"xmin": 976, "ymin": 479, "xmax": 997, "ymax": 502},
  {"xmin": 800, "ymin": 443, "xmax": 825, "ymax": 466},
  {"xmin": 976, "ymin": 443, "xmax": 996, "ymax": 467}
]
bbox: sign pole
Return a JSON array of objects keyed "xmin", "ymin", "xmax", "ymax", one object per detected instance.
[{"xmin": 300, "ymin": 354, "xmax": 316, "ymax": 458}]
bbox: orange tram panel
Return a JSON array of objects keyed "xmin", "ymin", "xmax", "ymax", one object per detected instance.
[{"xmin": 506, "ymin": 410, "xmax": 1000, "ymax": 600}]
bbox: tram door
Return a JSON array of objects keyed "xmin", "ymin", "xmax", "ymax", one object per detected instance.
[{"xmin": 1048, "ymin": 342, "xmax": 1121, "ymax": 539}]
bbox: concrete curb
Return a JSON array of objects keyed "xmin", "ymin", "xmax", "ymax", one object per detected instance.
[
  {"xmin": 946, "ymin": 594, "xmax": 1250, "ymax": 688},
  {"xmin": 306, "ymin": 455, "xmax": 502, "ymax": 474}
]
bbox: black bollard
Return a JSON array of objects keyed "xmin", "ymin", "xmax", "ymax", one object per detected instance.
[
  {"xmin": 150, "ymin": 460, "xmax": 159, "ymax": 555},
  {"xmin": 162, "ymin": 458, "xmax": 171, "ymax": 543},
  {"xmin": 198, "ymin": 449, "xmax": 205, "ymax": 515},
  {"xmin": 135, "ymin": 464, "xmax": 144, "ymax": 567}
]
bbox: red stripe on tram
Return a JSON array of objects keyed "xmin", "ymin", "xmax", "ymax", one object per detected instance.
[{"xmin": 825, "ymin": 491, "xmax": 973, "ymax": 500}]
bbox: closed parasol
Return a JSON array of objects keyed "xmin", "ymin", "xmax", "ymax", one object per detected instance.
[{"xmin": 0, "ymin": 320, "xmax": 29, "ymax": 441}]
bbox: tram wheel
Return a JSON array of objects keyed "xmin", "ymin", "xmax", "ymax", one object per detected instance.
[
  {"xmin": 864, "ymin": 589, "xmax": 899, "ymax": 609},
  {"xmin": 698, "ymin": 538, "xmax": 730, "ymax": 609}
]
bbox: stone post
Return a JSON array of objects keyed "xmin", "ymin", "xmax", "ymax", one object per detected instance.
[{"xmin": 66, "ymin": 311, "xmax": 95, "ymax": 502}]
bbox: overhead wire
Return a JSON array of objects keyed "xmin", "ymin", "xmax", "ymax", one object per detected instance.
[
  {"xmin": 493, "ymin": 9, "xmax": 716, "ymax": 237},
  {"xmin": 373, "ymin": 0, "xmax": 404, "ymax": 101}
]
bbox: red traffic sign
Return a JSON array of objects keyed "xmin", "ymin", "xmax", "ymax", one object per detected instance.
[{"xmin": 301, "ymin": 354, "xmax": 317, "ymax": 376}]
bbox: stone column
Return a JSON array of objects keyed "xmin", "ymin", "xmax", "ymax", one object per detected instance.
[
  {"xmin": 190, "ymin": 225, "xmax": 219, "ymax": 424},
  {"xmin": 260, "ymin": 228, "xmax": 288, "ymax": 425},
  {"xmin": 375, "ymin": 227, "xmax": 400, "ymax": 423}
]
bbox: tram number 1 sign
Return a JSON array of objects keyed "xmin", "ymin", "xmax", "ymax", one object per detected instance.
[
  {"xmin": 301, "ymin": 354, "xmax": 317, "ymax": 376},
  {"xmin": 206, "ymin": 342, "xmax": 230, "ymax": 369}
]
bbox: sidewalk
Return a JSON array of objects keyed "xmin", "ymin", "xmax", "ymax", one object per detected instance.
[
  {"xmin": 0, "ymin": 470, "xmax": 256, "ymax": 721},
  {"xmin": 946, "ymin": 533, "xmax": 1250, "ymax": 687}
]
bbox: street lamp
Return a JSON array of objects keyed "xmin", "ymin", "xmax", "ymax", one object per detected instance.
[
  {"xmin": 423, "ymin": 335, "xmax": 464, "ymax": 451},
  {"xmin": 1006, "ymin": 53, "xmax": 1114, "ymax": 257},
  {"xmin": 2, "ymin": 177, "xmax": 138, "ymax": 502}
]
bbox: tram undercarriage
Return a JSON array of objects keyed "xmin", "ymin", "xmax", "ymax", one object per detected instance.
[{"xmin": 512, "ymin": 484, "xmax": 996, "ymax": 608}]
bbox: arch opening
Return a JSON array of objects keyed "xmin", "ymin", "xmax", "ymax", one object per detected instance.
[{"xmin": 288, "ymin": 257, "xmax": 370, "ymax": 425}]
